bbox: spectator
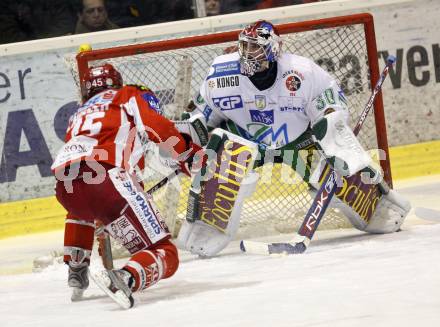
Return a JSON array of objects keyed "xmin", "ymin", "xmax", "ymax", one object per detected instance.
[
  {"xmin": 0, "ymin": 0, "xmax": 75, "ymax": 44},
  {"xmin": 74, "ymin": 0, "xmax": 119, "ymax": 34},
  {"xmin": 167, "ymin": 0, "xmax": 194, "ymax": 21},
  {"xmin": 258, "ymin": 0, "xmax": 319, "ymax": 9},
  {"xmin": 105, "ymin": 0, "xmax": 167, "ymax": 27},
  {"xmin": 219, "ymin": 0, "xmax": 260, "ymax": 14},
  {"xmin": 105, "ymin": 1, "xmax": 146, "ymax": 28},
  {"xmin": 205, "ymin": 0, "xmax": 221, "ymax": 16}
]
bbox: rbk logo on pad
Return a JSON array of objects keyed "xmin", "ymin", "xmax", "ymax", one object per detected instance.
[{"xmin": 213, "ymin": 95, "xmax": 243, "ymax": 110}]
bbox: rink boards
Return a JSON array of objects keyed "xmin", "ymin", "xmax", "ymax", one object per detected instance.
[{"xmin": 1, "ymin": 139, "xmax": 439, "ymax": 239}]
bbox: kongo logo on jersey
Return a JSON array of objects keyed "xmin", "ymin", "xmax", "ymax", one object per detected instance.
[
  {"xmin": 216, "ymin": 76, "xmax": 240, "ymax": 88},
  {"xmin": 213, "ymin": 95, "xmax": 243, "ymax": 111}
]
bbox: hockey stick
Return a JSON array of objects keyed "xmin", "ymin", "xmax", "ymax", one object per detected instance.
[
  {"xmin": 145, "ymin": 169, "xmax": 180, "ymax": 195},
  {"xmin": 414, "ymin": 207, "xmax": 440, "ymax": 222},
  {"xmin": 240, "ymin": 55, "xmax": 396, "ymax": 255}
]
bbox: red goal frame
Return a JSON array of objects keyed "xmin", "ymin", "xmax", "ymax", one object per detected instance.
[{"xmin": 76, "ymin": 13, "xmax": 392, "ymax": 187}]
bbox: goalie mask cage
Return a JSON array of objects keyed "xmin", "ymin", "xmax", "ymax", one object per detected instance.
[{"xmin": 71, "ymin": 13, "xmax": 392, "ymax": 239}]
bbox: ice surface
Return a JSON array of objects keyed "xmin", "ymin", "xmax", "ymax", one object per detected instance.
[{"xmin": 1, "ymin": 175, "xmax": 439, "ymax": 327}]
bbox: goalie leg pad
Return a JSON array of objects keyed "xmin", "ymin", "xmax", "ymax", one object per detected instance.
[
  {"xmin": 177, "ymin": 129, "xmax": 259, "ymax": 257},
  {"xmin": 331, "ymin": 187, "xmax": 411, "ymax": 234},
  {"xmin": 364, "ymin": 189, "xmax": 411, "ymax": 233},
  {"xmin": 178, "ymin": 171, "xmax": 259, "ymax": 257},
  {"xmin": 309, "ymin": 159, "xmax": 410, "ymax": 233}
]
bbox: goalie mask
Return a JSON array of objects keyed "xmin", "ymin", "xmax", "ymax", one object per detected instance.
[
  {"xmin": 238, "ymin": 20, "xmax": 281, "ymax": 76},
  {"xmin": 82, "ymin": 63, "xmax": 123, "ymax": 101}
]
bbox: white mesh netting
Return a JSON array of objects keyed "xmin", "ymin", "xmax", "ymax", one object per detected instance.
[{"xmin": 65, "ymin": 21, "xmax": 385, "ymax": 246}]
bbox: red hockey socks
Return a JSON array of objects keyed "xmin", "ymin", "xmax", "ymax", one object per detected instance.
[{"xmin": 123, "ymin": 240, "xmax": 179, "ymax": 292}]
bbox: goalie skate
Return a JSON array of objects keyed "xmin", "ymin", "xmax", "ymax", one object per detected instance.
[{"xmin": 90, "ymin": 269, "xmax": 134, "ymax": 309}]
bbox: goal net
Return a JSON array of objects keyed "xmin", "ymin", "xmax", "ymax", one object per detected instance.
[{"xmin": 66, "ymin": 13, "xmax": 392, "ymax": 242}]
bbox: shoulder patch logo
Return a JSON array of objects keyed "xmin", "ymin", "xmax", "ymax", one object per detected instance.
[
  {"xmin": 285, "ymin": 74, "xmax": 302, "ymax": 92},
  {"xmin": 141, "ymin": 93, "xmax": 162, "ymax": 113}
]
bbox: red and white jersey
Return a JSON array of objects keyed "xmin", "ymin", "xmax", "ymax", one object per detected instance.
[{"xmin": 51, "ymin": 85, "xmax": 187, "ymax": 173}]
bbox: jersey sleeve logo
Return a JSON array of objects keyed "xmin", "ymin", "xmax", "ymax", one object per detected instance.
[
  {"xmin": 213, "ymin": 95, "xmax": 243, "ymax": 110},
  {"xmin": 141, "ymin": 93, "xmax": 162, "ymax": 114}
]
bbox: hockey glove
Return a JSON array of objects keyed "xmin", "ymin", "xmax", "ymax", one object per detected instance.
[{"xmin": 179, "ymin": 141, "xmax": 206, "ymax": 177}]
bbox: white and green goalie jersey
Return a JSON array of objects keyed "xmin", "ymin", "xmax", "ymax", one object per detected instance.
[{"xmin": 195, "ymin": 52, "xmax": 349, "ymax": 148}]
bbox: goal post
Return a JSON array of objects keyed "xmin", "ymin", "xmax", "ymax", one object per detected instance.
[{"xmin": 70, "ymin": 13, "xmax": 392, "ymax": 239}]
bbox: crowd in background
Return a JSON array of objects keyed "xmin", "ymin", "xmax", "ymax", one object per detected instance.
[{"xmin": 0, "ymin": 0, "xmax": 322, "ymax": 45}]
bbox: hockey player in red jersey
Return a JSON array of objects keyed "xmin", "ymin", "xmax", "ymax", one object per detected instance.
[{"xmin": 52, "ymin": 63, "xmax": 207, "ymax": 308}]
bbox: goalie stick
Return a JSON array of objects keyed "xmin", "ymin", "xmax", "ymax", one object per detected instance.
[
  {"xmin": 414, "ymin": 207, "xmax": 440, "ymax": 222},
  {"xmin": 240, "ymin": 55, "xmax": 396, "ymax": 255}
]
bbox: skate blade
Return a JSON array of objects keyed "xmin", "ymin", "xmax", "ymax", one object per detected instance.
[
  {"xmin": 90, "ymin": 270, "xmax": 134, "ymax": 309},
  {"xmin": 71, "ymin": 288, "xmax": 84, "ymax": 302},
  {"xmin": 71, "ymin": 288, "xmax": 106, "ymax": 302}
]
